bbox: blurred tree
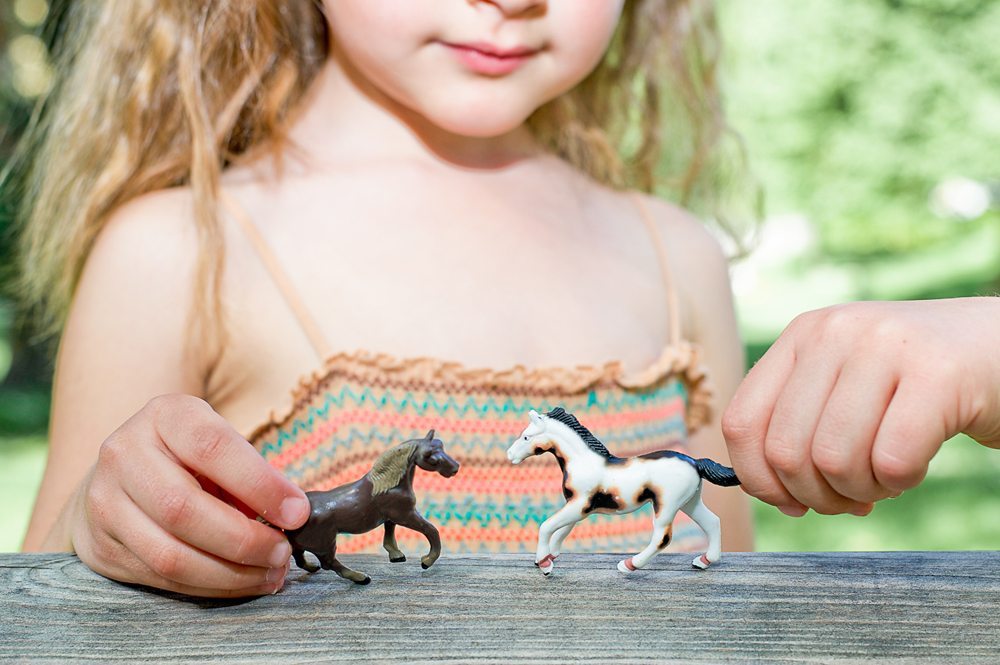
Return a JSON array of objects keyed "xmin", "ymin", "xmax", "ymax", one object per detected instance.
[
  {"xmin": 1, "ymin": 0, "xmax": 56, "ymax": 434},
  {"xmin": 720, "ymin": 0, "xmax": 1000, "ymax": 260}
]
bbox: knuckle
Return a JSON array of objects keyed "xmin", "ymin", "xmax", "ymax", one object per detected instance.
[
  {"xmin": 155, "ymin": 489, "xmax": 194, "ymax": 529},
  {"xmin": 872, "ymin": 448, "xmax": 924, "ymax": 490},
  {"xmin": 811, "ymin": 439, "xmax": 851, "ymax": 479},
  {"xmin": 148, "ymin": 543, "xmax": 184, "ymax": 580},
  {"xmin": 97, "ymin": 435, "xmax": 125, "ymax": 469},
  {"xmin": 820, "ymin": 307, "xmax": 856, "ymax": 337},
  {"xmin": 764, "ymin": 438, "xmax": 803, "ymax": 475},
  {"xmin": 190, "ymin": 423, "xmax": 230, "ymax": 466},
  {"xmin": 788, "ymin": 309, "xmax": 819, "ymax": 331},
  {"xmin": 721, "ymin": 407, "xmax": 759, "ymax": 447},
  {"xmin": 231, "ymin": 527, "xmax": 261, "ymax": 566},
  {"xmin": 147, "ymin": 393, "xmax": 210, "ymax": 424}
]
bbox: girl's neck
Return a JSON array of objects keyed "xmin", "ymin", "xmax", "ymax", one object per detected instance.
[{"xmin": 283, "ymin": 44, "xmax": 545, "ymax": 173}]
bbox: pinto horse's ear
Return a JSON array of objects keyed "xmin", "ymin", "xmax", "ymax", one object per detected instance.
[
  {"xmin": 425, "ymin": 429, "xmax": 435, "ymax": 440},
  {"xmin": 529, "ymin": 410, "xmax": 542, "ymax": 426}
]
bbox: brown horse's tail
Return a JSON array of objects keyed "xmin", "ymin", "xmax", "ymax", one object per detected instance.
[{"xmin": 695, "ymin": 458, "xmax": 740, "ymax": 487}]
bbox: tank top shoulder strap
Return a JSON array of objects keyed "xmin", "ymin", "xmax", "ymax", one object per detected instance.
[
  {"xmin": 628, "ymin": 192, "xmax": 683, "ymax": 347},
  {"xmin": 217, "ymin": 189, "xmax": 333, "ymax": 361}
]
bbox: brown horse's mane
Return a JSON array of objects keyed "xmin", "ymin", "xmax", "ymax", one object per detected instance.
[{"xmin": 369, "ymin": 441, "xmax": 419, "ymax": 495}]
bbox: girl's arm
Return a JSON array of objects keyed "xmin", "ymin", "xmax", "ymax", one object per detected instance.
[
  {"xmin": 22, "ymin": 190, "xmax": 207, "ymax": 551},
  {"xmin": 21, "ymin": 190, "xmax": 308, "ymax": 597},
  {"xmin": 644, "ymin": 196, "xmax": 755, "ymax": 551}
]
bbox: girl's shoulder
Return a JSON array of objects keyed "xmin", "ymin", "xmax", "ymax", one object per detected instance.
[
  {"xmin": 614, "ymin": 189, "xmax": 732, "ymax": 340},
  {"xmin": 73, "ymin": 185, "xmax": 213, "ymax": 387}
]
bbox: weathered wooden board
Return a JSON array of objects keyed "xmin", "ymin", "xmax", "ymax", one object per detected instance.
[{"xmin": 1, "ymin": 552, "xmax": 998, "ymax": 663}]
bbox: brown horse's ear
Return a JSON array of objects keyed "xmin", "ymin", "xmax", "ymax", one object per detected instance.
[{"xmin": 426, "ymin": 429, "xmax": 435, "ymax": 440}]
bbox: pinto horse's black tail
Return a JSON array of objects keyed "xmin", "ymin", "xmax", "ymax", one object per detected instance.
[{"xmin": 695, "ymin": 458, "xmax": 741, "ymax": 487}]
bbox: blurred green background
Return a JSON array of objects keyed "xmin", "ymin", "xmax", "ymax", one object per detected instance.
[{"xmin": 1, "ymin": 0, "xmax": 999, "ymax": 552}]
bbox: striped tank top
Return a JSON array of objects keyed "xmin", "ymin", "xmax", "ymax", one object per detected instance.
[{"xmin": 222, "ymin": 191, "xmax": 713, "ymax": 555}]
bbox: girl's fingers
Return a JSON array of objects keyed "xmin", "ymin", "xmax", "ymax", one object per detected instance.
[
  {"xmin": 107, "ymin": 488, "xmax": 281, "ymax": 591},
  {"xmin": 82, "ymin": 525, "xmax": 287, "ymax": 598},
  {"xmin": 763, "ymin": 355, "xmax": 869, "ymax": 515},
  {"xmin": 812, "ymin": 360, "xmax": 899, "ymax": 503},
  {"xmin": 149, "ymin": 396, "xmax": 309, "ymax": 530},
  {"xmin": 871, "ymin": 380, "xmax": 946, "ymax": 492},
  {"xmin": 722, "ymin": 334, "xmax": 806, "ymax": 511},
  {"xmin": 121, "ymin": 445, "xmax": 292, "ymax": 569}
]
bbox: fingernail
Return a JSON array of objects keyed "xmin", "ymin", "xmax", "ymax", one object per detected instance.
[
  {"xmin": 266, "ymin": 567, "xmax": 285, "ymax": 584},
  {"xmin": 270, "ymin": 541, "xmax": 291, "ymax": 568},
  {"xmin": 778, "ymin": 505, "xmax": 808, "ymax": 517},
  {"xmin": 279, "ymin": 497, "xmax": 309, "ymax": 526}
]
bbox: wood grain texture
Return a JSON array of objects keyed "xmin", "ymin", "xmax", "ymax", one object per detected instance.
[{"xmin": 1, "ymin": 552, "xmax": 998, "ymax": 663}]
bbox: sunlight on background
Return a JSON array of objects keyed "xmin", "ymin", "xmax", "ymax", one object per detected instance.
[{"xmin": 6, "ymin": 0, "xmax": 52, "ymax": 98}]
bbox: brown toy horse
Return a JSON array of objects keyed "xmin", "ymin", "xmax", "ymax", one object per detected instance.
[{"xmin": 286, "ymin": 430, "xmax": 460, "ymax": 584}]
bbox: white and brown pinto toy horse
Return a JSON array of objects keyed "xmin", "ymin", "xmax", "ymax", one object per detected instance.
[{"xmin": 506, "ymin": 407, "xmax": 740, "ymax": 575}]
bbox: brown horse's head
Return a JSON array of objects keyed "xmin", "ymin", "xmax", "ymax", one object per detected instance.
[{"xmin": 414, "ymin": 429, "xmax": 460, "ymax": 478}]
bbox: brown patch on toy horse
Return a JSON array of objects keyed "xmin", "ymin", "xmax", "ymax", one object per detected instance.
[
  {"xmin": 659, "ymin": 525, "xmax": 673, "ymax": 549},
  {"xmin": 636, "ymin": 485, "xmax": 660, "ymax": 515},
  {"xmin": 584, "ymin": 488, "xmax": 622, "ymax": 514},
  {"xmin": 535, "ymin": 442, "xmax": 575, "ymax": 502}
]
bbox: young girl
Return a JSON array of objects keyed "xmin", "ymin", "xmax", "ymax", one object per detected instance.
[{"xmin": 13, "ymin": 0, "xmax": 757, "ymax": 597}]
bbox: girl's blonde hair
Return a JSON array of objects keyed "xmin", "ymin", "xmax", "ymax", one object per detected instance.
[{"xmin": 5, "ymin": 0, "xmax": 759, "ymax": 361}]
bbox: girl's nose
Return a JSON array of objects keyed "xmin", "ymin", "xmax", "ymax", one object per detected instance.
[{"xmin": 473, "ymin": 0, "xmax": 547, "ymax": 18}]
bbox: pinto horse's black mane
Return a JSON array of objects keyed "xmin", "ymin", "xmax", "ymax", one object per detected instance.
[{"xmin": 545, "ymin": 407, "xmax": 620, "ymax": 460}]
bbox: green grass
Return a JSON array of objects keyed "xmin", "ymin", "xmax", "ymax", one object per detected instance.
[
  {"xmin": 2, "ymin": 433, "xmax": 998, "ymax": 553},
  {"xmin": 0, "ymin": 435, "xmax": 46, "ymax": 552}
]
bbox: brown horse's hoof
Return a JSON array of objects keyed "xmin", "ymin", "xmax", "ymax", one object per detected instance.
[
  {"xmin": 355, "ymin": 576, "xmax": 372, "ymax": 585},
  {"xmin": 389, "ymin": 556, "xmax": 406, "ymax": 563}
]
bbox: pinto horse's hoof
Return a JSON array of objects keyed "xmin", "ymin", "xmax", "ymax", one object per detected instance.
[
  {"xmin": 389, "ymin": 556, "xmax": 406, "ymax": 563},
  {"xmin": 536, "ymin": 554, "xmax": 555, "ymax": 575},
  {"xmin": 692, "ymin": 554, "xmax": 712, "ymax": 570},
  {"xmin": 617, "ymin": 558, "xmax": 637, "ymax": 575}
]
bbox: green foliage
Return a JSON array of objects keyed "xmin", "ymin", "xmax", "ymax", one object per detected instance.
[{"xmin": 720, "ymin": 0, "xmax": 1000, "ymax": 259}]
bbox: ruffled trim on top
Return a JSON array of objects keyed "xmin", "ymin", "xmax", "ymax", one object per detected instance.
[{"xmin": 246, "ymin": 342, "xmax": 713, "ymax": 445}]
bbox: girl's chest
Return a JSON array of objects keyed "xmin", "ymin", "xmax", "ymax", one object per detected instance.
[{"xmin": 207, "ymin": 180, "xmax": 673, "ymax": 439}]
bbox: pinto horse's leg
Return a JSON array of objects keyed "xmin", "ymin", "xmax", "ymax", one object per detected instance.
[
  {"xmin": 549, "ymin": 523, "xmax": 576, "ymax": 559},
  {"xmin": 535, "ymin": 500, "xmax": 585, "ymax": 575},
  {"xmin": 318, "ymin": 535, "xmax": 371, "ymax": 585},
  {"xmin": 681, "ymin": 491, "xmax": 722, "ymax": 570},
  {"xmin": 394, "ymin": 512, "xmax": 442, "ymax": 570},
  {"xmin": 617, "ymin": 518, "xmax": 674, "ymax": 574},
  {"xmin": 383, "ymin": 521, "xmax": 406, "ymax": 563},
  {"xmin": 617, "ymin": 492, "xmax": 683, "ymax": 574}
]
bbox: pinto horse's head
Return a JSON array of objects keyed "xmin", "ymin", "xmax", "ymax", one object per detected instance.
[
  {"xmin": 413, "ymin": 429, "xmax": 460, "ymax": 478},
  {"xmin": 507, "ymin": 410, "xmax": 548, "ymax": 465}
]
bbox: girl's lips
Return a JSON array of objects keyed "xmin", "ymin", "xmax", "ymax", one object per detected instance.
[{"xmin": 441, "ymin": 41, "xmax": 539, "ymax": 76}]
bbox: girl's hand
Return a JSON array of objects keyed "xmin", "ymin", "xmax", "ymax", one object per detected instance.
[
  {"xmin": 722, "ymin": 297, "xmax": 1000, "ymax": 516},
  {"xmin": 69, "ymin": 394, "xmax": 310, "ymax": 597}
]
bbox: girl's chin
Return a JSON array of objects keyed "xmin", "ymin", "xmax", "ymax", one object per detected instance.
[{"xmin": 425, "ymin": 112, "xmax": 534, "ymax": 139}]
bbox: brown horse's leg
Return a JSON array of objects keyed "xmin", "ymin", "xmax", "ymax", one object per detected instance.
[
  {"xmin": 395, "ymin": 512, "xmax": 441, "ymax": 569},
  {"xmin": 292, "ymin": 546, "xmax": 319, "ymax": 573},
  {"xmin": 383, "ymin": 521, "xmax": 406, "ymax": 563},
  {"xmin": 318, "ymin": 535, "xmax": 371, "ymax": 585}
]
